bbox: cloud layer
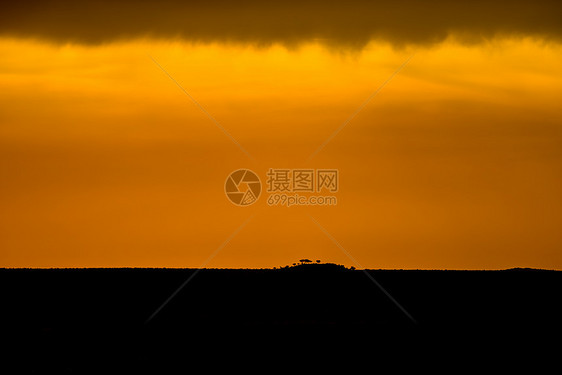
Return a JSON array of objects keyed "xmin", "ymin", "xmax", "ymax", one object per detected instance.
[{"xmin": 2, "ymin": 0, "xmax": 562, "ymax": 47}]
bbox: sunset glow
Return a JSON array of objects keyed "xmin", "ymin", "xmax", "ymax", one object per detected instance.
[{"xmin": 2, "ymin": 26, "xmax": 562, "ymax": 269}]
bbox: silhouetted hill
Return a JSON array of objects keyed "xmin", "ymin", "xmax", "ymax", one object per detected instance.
[
  {"xmin": 281, "ymin": 262, "xmax": 350, "ymax": 272},
  {"xmin": 1, "ymin": 267, "xmax": 560, "ymax": 370}
]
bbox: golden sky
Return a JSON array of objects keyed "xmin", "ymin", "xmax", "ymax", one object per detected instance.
[{"xmin": 1, "ymin": 1, "xmax": 562, "ymax": 269}]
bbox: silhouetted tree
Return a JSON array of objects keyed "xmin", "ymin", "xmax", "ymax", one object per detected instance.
[
  {"xmin": 316, "ymin": 260, "xmax": 321, "ymax": 263},
  {"xmin": 299, "ymin": 259, "xmax": 312, "ymax": 264}
]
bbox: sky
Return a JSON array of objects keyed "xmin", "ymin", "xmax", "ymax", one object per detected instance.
[{"xmin": 1, "ymin": 1, "xmax": 562, "ymax": 269}]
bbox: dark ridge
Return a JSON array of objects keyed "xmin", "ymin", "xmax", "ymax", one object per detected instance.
[
  {"xmin": 504, "ymin": 267, "xmax": 552, "ymax": 272},
  {"xmin": 2, "ymin": 267, "xmax": 560, "ymax": 369}
]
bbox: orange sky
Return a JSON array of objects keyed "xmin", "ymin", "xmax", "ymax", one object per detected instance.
[{"xmin": 1, "ymin": 35, "xmax": 562, "ymax": 269}]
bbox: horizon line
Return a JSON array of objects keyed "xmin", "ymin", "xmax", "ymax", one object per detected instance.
[{"xmin": 1, "ymin": 266, "xmax": 558, "ymax": 271}]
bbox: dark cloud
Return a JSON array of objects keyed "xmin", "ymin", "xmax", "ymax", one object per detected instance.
[{"xmin": 1, "ymin": 0, "xmax": 562, "ymax": 47}]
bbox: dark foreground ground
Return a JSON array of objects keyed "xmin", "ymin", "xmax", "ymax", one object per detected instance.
[{"xmin": 1, "ymin": 266, "xmax": 561, "ymax": 371}]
